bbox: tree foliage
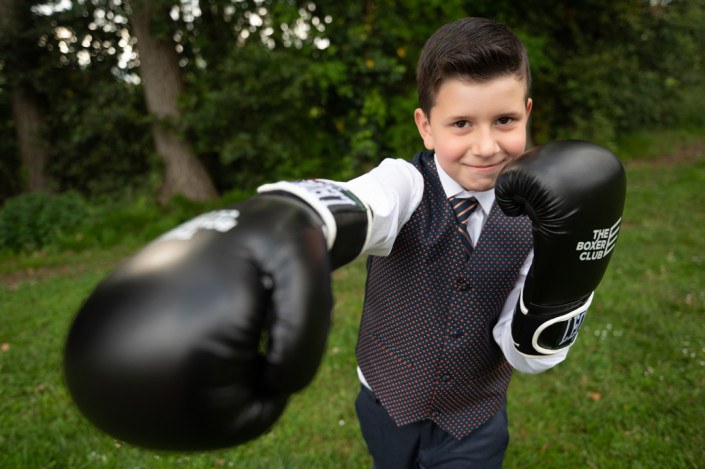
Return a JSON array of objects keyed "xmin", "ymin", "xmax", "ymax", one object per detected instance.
[
  {"xmin": 504, "ymin": 0, "xmax": 705, "ymax": 144},
  {"xmin": 0, "ymin": 0, "xmax": 703, "ymax": 203}
]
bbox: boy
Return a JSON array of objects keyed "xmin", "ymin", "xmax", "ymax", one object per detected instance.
[
  {"xmin": 65, "ymin": 16, "xmax": 625, "ymax": 467},
  {"xmin": 340, "ymin": 17, "xmax": 556, "ymax": 467}
]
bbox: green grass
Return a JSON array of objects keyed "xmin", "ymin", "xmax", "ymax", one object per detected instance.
[
  {"xmin": 613, "ymin": 125, "xmax": 705, "ymax": 163},
  {"xmin": 2, "ymin": 155, "xmax": 704, "ymax": 468}
]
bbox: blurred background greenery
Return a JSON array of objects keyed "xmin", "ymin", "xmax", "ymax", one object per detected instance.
[{"xmin": 1, "ymin": 1, "xmax": 704, "ymax": 243}]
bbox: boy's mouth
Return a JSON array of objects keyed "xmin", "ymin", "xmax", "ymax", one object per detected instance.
[{"xmin": 465, "ymin": 160, "xmax": 506, "ymax": 172}]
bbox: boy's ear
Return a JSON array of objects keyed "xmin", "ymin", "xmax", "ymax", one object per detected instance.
[
  {"xmin": 526, "ymin": 97, "xmax": 533, "ymax": 117},
  {"xmin": 414, "ymin": 108, "xmax": 434, "ymax": 150}
]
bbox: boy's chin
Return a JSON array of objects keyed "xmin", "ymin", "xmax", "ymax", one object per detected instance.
[{"xmin": 459, "ymin": 177, "xmax": 498, "ymax": 193}]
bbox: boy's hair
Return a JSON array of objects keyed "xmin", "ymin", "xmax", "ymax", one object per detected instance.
[{"xmin": 416, "ymin": 17, "xmax": 531, "ymax": 117}]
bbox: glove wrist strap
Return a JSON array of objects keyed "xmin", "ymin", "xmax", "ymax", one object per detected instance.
[
  {"xmin": 257, "ymin": 180, "xmax": 372, "ymax": 269},
  {"xmin": 512, "ymin": 290, "xmax": 593, "ymax": 356}
]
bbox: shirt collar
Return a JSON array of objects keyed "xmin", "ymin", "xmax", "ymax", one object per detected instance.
[{"xmin": 434, "ymin": 153, "xmax": 495, "ymax": 215}]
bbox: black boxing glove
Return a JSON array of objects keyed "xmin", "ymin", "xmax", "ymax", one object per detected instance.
[
  {"xmin": 495, "ymin": 140, "xmax": 626, "ymax": 356},
  {"xmin": 64, "ymin": 180, "xmax": 371, "ymax": 450}
]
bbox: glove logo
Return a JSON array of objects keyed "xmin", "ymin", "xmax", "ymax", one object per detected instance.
[
  {"xmin": 575, "ymin": 218, "xmax": 621, "ymax": 261},
  {"xmin": 296, "ymin": 180, "xmax": 364, "ymax": 210},
  {"xmin": 557, "ymin": 310, "xmax": 587, "ymax": 346},
  {"xmin": 159, "ymin": 210, "xmax": 240, "ymax": 241}
]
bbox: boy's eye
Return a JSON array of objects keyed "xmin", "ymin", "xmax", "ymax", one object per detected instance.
[
  {"xmin": 453, "ymin": 120, "xmax": 469, "ymax": 128},
  {"xmin": 497, "ymin": 116, "xmax": 513, "ymax": 125}
]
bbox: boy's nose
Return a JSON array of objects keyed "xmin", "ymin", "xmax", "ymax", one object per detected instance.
[{"xmin": 471, "ymin": 129, "xmax": 499, "ymax": 158}]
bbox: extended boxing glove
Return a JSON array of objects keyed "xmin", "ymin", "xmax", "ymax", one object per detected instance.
[
  {"xmin": 64, "ymin": 180, "xmax": 370, "ymax": 450},
  {"xmin": 495, "ymin": 140, "xmax": 626, "ymax": 356}
]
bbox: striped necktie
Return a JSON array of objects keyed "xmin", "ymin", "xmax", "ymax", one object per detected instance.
[{"xmin": 449, "ymin": 196, "xmax": 478, "ymax": 256}]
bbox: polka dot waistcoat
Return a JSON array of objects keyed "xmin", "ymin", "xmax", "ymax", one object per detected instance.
[{"xmin": 356, "ymin": 151, "xmax": 533, "ymax": 440}]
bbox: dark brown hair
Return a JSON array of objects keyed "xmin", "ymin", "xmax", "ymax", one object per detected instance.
[{"xmin": 416, "ymin": 17, "xmax": 531, "ymax": 117}]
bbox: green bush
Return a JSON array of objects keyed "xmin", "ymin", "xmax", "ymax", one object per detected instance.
[
  {"xmin": 0, "ymin": 191, "xmax": 89, "ymax": 253},
  {"xmin": 0, "ymin": 189, "xmax": 252, "ymax": 256},
  {"xmin": 77, "ymin": 195, "xmax": 217, "ymax": 249}
]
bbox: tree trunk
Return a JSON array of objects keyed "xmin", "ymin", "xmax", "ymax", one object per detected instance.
[
  {"xmin": 129, "ymin": 1, "xmax": 217, "ymax": 202},
  {"xmin": 0, "ymin": 0, "xmax": 52, "ymax": 193},
  {"xmin": 11, "ymin": 85, "xmax": 52, "ymax": 192}
]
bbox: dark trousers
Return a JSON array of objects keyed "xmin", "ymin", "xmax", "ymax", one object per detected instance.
[{"xmin": 355, "ymin": 385, "xmax": 509, "ymax": 469}]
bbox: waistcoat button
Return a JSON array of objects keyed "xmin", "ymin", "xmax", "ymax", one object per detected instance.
[{"xmin": 454, "ymin": 277, "xmax": 472, "ymax": 291}]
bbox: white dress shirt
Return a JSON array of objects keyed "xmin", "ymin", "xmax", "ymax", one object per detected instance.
[{"xmin": 341, "ymin": 156, "xmax": 570, "ymax": 376}]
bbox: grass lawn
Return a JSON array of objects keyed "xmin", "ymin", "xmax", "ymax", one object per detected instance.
[{"xmin": 1, "ymin": 152, "xmax": 704, "ymax": 468}]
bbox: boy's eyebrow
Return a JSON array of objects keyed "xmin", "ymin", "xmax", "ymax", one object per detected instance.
[
  {"xmin": 444, "ymin": 109, "xmax": 524, "ymax": 121},
  {"xmin": 495, "ymin": 110, "xmax": 524, "ymax": 118}
]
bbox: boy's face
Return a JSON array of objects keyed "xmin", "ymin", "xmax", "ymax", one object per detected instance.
[{"xmin": 414, "ymin": 76, "xmax": 532, "ymax": 192}]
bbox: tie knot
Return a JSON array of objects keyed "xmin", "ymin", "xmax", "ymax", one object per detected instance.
[{"xmin": 449, "ymin": 196, "xmax": 478, "ymax": 225}]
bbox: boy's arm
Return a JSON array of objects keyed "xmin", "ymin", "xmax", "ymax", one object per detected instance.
[
  {"xmin": 340, "ymin": 158, "xmax": 424, "ymax": 255},
  {"xmin": 258, "ymin": 158, "xmax": 423, "ymax": 259}
]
